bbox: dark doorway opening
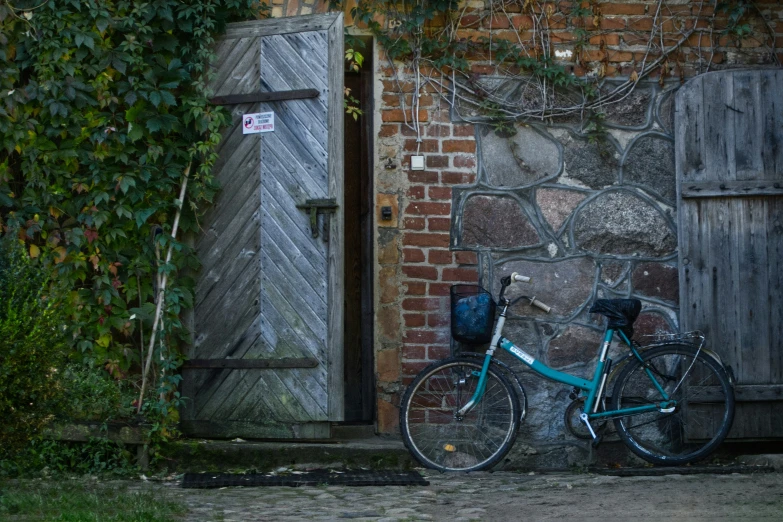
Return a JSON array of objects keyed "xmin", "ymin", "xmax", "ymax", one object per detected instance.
[{"xmin": 343, "ymin": 36, "xmax": 374, "ymax": 423}]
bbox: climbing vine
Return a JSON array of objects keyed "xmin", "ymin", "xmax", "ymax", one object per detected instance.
[
  {"xmin": 342, "ymin": 0, "xmax": 777, "ymax": 131},
  {"xmin": 0, "ymin": 0, "xmax": 266, "ymax": 440}
]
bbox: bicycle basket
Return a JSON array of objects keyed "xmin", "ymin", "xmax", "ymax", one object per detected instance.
[{"xmin": 450, "ymin": 285, "xmax": 497, "ymax": 345}]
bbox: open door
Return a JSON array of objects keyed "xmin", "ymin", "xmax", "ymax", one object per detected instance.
[{"xmin": 181, "ymin": 13, "xmax": 344, "ymax": 439}]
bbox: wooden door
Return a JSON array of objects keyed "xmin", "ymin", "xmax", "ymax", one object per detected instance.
[
  {"xmin": 676, "ymin": 69, "xmax": 783, "ymax": 439},
  {"xmin": 181, "ymin": 14, "xmax": 344, "ymax": 439}
]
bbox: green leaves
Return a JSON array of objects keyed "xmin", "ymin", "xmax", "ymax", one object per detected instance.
[{"xmin": 0, "ymin": 0, "xmax": 257, "ymax": 432}]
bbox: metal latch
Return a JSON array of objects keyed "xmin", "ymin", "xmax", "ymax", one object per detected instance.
[{"xmin": 296, "ymin": 198, "xmax": 338, "ymax": 239}]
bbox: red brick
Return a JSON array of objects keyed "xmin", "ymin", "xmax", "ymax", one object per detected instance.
[
  {"xmin": 599, "ymin": 3, "xmax": 648, "ymax": 15},
  {"xmin": 404, "ymin": 280, "xmax": 427, "ymax": 294},
  {"xmin": 511, "ymin": 14, "xmax": 534, "ymax": 29},
  {"xmin": 402, "ymin": 266, "xmax": 439, "ymax": 281},
  {"xmin": 426, "ymin": 155, "xmax": 449, "ymax": 168},
  {"xmin": 403, "ymin": 232, "xmax": 450, "ymax": 248},
  {"xmin": 455, "ymin": 251, "xmax": 478, "ymax": 265},
  {"xmin": 407, "ymin": 186, "xmax": 425, "ymax": 200},
  {"xmin": 428, "ymin": 249, "xmax": 453, "ymax": 264},
  {"xmin": 379, "ymin": 124, "xmax": 399, "ymax": 137},
  {"xmin": 428, "ymin": 187, "xmax": 451, "ymax": 200},
  {"xmin": 442, "ymin": 171, "xmax": 476, "ymax": 184},
  {"xmin": 403, "ymin": 217, "xmax": 425, "ymax": 231},
  {"xmin": 442, "ymin": 140, "xmax": 477, "ymax": 153},
  {"xmin": 403, "ymin": 343, "xmax": 426, "ymax": 358},
  {"xmin": 404, "ymin": 139, "xmax": 439, "ymax": 153},
  {"xmin": 588, "ymin": 34, "xmax": 620, "ymax": 45},
  {"xmin": 381, "ymin": 94, "xmax": 400, "ymax": 108},
  {"xmin": 608, "ymin": 51, "xmax": 634, "ymax": 62},
  {"xmin": 403, "ymin": 248, "xmax": 425, "ymax": 263},
  {"xmin": 401, "ymin": 125, "xmax": 418, "ymax": 137},
  {"xmin": 453, "ymin": 155, "xmax": 476, "ymax": 168},
  {"xmin": 460, "ymin": 14, "xmax": 481, "ymax": 27},
  {"xmin": 428, "ymin": 217, "xmax": 451, "ymax": 232},
  {"xmin": 402, "ymin": 361, "xmax": 431, "ymax": 376},
  {"xmin": 429, "ymin": 283, "xmax": 451, "ymax": 297},
  {"xmin": 382, "ymin": 109, "xmax": 428, "ymax": 122},
  {"xmin": 404, "ymin": 329, "xmax": 449, "ymax": 344},
  {"xmin": 408, "ymin": 171, "xmax": 439, "ymax": 183},
  {"xmin": 427, "ymin": 124, "xmax": 450, "ymax": 137},
  {"xmin": 483, "ymin": 14, "xmax": 510, "ymax": 29},
  {"xmin": 442, "ymin": 267, "xmax": 479, "ymax": 282},
  {"xmin": 427, "ymin": 345, "xmax": 451, "ymax": 359},
  {"xmin": 628, "ymin": 18, "xmax": 653, "ymax": 31},
  {"xmin": 407, "ymin": 202, "xmax": 451, "ymax": 216},
  {"xmin": 600, "ymin": 17, "xmax": 626, "ymax": 30},
  {"xmin": 452, "ymin": 124, "xmax": 475, "ymax": 137},
  {"xmin": 427, "ymin": 313, "xmax": 450, "ymax": 328},
  {"xmin": 402, "ymin": 297, "xmax": 441, "ymax": 312}
]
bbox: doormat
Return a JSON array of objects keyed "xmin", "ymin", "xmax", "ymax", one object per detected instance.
[{"xmin": 181, "ymin": 470, "xmax": 429, "ymax": 488}]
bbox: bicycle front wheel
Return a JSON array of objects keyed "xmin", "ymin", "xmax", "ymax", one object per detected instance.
[
  {"xmin": 612, "ymin": 344, "xmax": 735, "ymax": 465},
  {"xmin": 400, "ymin": 357, "xmax": 520, "ymax": 472}
]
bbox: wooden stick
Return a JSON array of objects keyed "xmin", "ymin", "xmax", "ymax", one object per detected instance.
[{"xmin": 137, "ymin": 163, "xmax": 191, "ymax": 414}]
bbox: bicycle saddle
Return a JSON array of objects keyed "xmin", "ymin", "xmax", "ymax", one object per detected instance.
[{"xmin": 589, "ymin": 299, "xmax": 642, "ymax": 339}]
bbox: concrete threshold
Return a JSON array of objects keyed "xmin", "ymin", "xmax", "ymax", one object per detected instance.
[{"xmin": 159, "ymin": 436, "xmax": 415, "ymax": 473}]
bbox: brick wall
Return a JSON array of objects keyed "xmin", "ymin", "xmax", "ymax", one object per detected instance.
[{"xmin": 374, "ymin": 78, "xmax": 482, "ymax": 432}]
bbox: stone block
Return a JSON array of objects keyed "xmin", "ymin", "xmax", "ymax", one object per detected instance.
[
  {"xmin": 561, "ymin": 133, "xmax": 619, "ymax": 189},
  {"xmin": 376, "ymin": 347, "xmax": 401, "ymax": 383},
  {"xmin": 536, "ymin": 187, "xmax": 588, "ymax": 233},
  {"xmin": 631, "ymin": 262, "xmax": 679, "ymax": 303},
  {"xmin": 377, "ymin": 229, "xmax": 400, "ymax": 264},
  {"xmin": 461, "ymin": 195, "xmax": 540, "ymax": 248},
  {"xmin": 573, "ymin": 190, "xmax": 677, "ymax": 257},
  {"xmin": 377, "ymin": 306, "xmax": 401, "ymax": 343},
  {"xmin": 479, "ymin": 125, "xmax": 561, "ymax": 188},
  {"xmin": 633, "ymin": 311, "xmax": 676, "ymax": 339},
  {"xmin": 494, "ymin": 257, "xmax": 596, "ymax": 319},
  {"xmin": 622, "ymin": 135, "xmax": 676, "ymax": 202},
  {"xmin": 547, "ymin": 325, "xmax": 604, "ymax": 369}
]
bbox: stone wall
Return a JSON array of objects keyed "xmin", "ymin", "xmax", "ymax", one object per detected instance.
[{"xmin": 451, "ymin": 81, "xmax": 682, "ymax": 466}]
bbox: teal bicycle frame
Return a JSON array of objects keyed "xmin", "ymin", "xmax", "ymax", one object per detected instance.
[{"xmin": 456, "ymin": 300, "xmax": 676, "ymax": 429}]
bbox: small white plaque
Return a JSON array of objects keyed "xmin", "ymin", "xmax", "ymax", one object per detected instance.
[{"xmin": 242, "ymin": 112, "xmax": 275, "ymax": 134}]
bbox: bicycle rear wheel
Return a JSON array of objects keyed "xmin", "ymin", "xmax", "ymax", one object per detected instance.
[
  {"xmin": 400, "ymin": 357, "xmax": 520, "ymax": 472},
  {"xmin": 612, "ymin": 343, "xmax": 735, "ymax": 465}
]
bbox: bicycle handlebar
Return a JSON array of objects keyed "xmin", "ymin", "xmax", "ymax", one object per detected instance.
[{"xmin": 499, "ymin": 273, "xmax": 552, "ymax": 313}]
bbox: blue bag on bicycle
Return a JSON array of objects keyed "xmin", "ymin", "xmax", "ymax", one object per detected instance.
[{"xmin": 450, "ymin": 285, "xmax": 496, "ymax": 344}]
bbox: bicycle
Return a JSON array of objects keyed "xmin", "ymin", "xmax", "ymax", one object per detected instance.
[{"xmin": 399, "ymin": 273, "xmax": 736, "ymax": 472}]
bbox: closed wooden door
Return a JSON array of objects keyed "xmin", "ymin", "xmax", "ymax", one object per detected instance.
[
  {"xmin": 181, "ymin": 14, "xmax": 344, "ymax": 439},
  {"xmin": 676, "ymin": 69, "xmax": 783, "ymax": 439}
]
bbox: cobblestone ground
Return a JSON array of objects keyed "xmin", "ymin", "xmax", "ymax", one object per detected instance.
[{"xmin": 147, "ymin": 470, "xmax": 783, "ymax": 521}]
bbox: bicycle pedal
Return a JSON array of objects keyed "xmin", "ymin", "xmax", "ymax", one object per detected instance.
[
  {"xmin": 591, "ymin": 435, "xmax": 602, "ymax": 448},
  {"xmin": 659, "ymin": 407, "xmax": 675, "ymax": 413}
]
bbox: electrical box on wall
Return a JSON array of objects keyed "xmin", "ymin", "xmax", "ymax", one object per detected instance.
[{"xmin": 410, "ymin": 155, "xmax": 425, "ymax": 170}]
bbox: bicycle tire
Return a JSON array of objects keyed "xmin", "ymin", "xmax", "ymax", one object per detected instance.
[
  {"xmin": 612, "ymin": 343, "xmax": 735, "ymax": 466},
  {"xmin": 400, "ymin": 357, "xmax": 520, "ymax": 472}
]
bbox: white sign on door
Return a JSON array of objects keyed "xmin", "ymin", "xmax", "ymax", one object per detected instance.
[{"xmin": 242, "ymin": 112, "xmax": 275, "ymax": 134}]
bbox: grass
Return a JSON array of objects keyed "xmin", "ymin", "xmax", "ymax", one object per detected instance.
[{"xmin": 0, "ymin": 480, "xmax": 186, "ymax": 521}]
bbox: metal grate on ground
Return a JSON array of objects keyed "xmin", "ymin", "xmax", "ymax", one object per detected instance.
[{"xmin": 181, "ymin": 470, "xmax": 429, "ymax": 488}]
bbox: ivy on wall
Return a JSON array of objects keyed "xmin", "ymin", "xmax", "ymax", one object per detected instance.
[{"xmin": 0, "ymin": 0, "xmax": 265, "ymax": 431}]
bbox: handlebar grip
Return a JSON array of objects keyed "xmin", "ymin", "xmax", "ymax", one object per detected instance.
[
  {"xmin": 511, "ymin": 272, "xmax": 531, "ymax": 283},
  {"xmin": 531, "ymin": 298, "xmax": 551, "ymax": 313}
]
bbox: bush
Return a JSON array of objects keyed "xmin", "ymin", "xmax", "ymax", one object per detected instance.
[{"xmin": 0, "ymin": 234, "xmax": 69, "ymax": 458}]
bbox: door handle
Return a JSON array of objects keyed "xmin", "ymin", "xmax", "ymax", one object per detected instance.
[{"xmin": 296, "ymin": 198, "xmax": 338, "ymax": 239}]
